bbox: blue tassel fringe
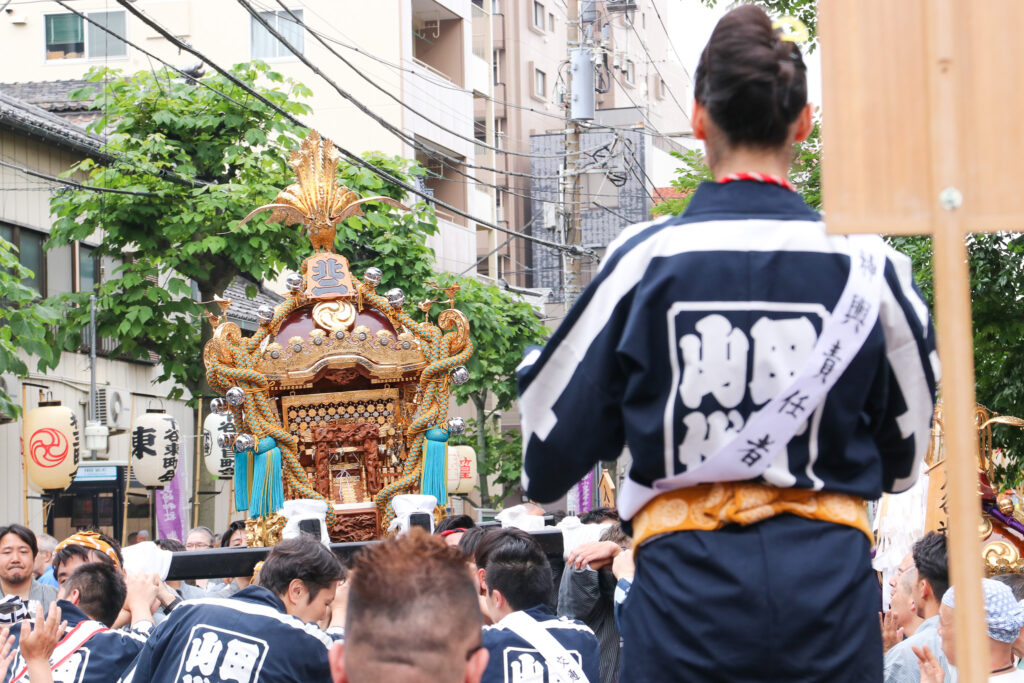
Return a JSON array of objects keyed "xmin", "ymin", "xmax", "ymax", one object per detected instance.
[{"xmin": 421, "ymin": 427, "xmax": 449, "ymax": 505}]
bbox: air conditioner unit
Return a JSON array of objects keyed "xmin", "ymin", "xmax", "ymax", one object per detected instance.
[
  {"xmin": 606, "ymin": 0, "xmax": 638, "ymax": 12},
  {"xmin": 96, "ymin": 387, "xmax": 132, "ymax": 431}
]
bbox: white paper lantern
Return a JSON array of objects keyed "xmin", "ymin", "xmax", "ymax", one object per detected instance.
[
  {"xmin": 23, "ymin": 401, "xmax": 80, "ymax": 491},
  {"xmin": 446, "ymin": 445, "xmax": 477, "ymax": 496},
  {"xmin": 202, "ymin": 412, "xmax": 235, "ymax": 479},
  {"xmin": 131, "ymin": 410, "xmax": 180, "ymax": 489}
]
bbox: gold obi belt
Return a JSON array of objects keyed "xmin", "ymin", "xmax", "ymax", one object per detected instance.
[{"xmin": 632, "ymin": 482, "xmax": 873, "ymax": 548}]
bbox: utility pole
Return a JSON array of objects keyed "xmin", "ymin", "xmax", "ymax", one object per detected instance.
[
  {"xmin": 564, "ymin": 0, "xmax": 600, "ymax": 512},
  {"xmin": 563, "ymin": 0, "xmax": 595, "ymax": 309}
]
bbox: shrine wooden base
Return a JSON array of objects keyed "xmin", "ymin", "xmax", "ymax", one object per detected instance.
[{"xmin": 329, "ymin": 503, "xmax": 380, "ymax": 543}]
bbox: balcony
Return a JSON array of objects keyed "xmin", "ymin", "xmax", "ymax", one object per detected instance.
[{"xmin": 427, "ymin": 212, "xmax": 478, "ymax": 274}]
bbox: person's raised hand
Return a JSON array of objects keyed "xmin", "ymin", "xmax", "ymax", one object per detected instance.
[
  {"xmin": 567, "ymin": 541, "xmax": 621, "ymax": 571},
  {"xmin": 879, "ymin": 610, "xmax": 904, "ymax": 653},
  {"xmin": 0, "ymin": 627, "xmax": 15, "ymax": 675},
  {"xmin": 912, "ymin": 644, "xmax": 944, "ymax": 683},
  {"xmin": 19, "ymin": 602, "xmax": 65, "ymax": 664},
  {"xmin": 612, "ymin": 549, "xmax": 635, "ymax": 582},
  {"xmin": 125, "ymin": 572, "xmax": 161, "ymax": 609},
  {"xmin": 328, "ymin": 579, "xmax": 349, "ymax": 630}
]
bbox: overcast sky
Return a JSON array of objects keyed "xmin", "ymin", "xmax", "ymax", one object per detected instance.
[{"xmin": 666, "ymin": 0, "xmax": 824, "ymax": 112}]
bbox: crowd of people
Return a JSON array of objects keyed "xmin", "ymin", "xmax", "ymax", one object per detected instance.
[
  {"xmin": 4, "ymin": 1, "xmax": 1010, "ymax": 679},
  {"xmin": 3, "ymin": 515, "xmax": 1024, "ymax": 682},
  {"xmin": 0, "ymin": 512, "xmax": 616, "ymax": 682}
]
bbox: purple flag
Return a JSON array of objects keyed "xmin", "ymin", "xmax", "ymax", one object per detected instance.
[{"xmin": 154, "ymin": 449, "xmax": 188, "ymax": 543}]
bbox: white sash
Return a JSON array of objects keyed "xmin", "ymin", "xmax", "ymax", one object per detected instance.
[
  {"xmin": 654, "ymin": 234, "xmax": 887, "ymax": 491},
  {"xmin": 500, "ymin": 611, "xmax": 590, "ymax": 683},
  {"xmin": 11, "ymin": 620, "xmax": 107, "ymax": 683}
]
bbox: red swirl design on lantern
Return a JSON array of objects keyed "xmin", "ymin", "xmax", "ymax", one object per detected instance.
[{"xmin": 29, "ymin": 428, "xmax": 69, "ymax": 469}]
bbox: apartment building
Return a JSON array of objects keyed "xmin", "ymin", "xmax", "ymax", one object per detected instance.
[
  {"xmin": 0, "ymin": 0, "xmax": 498, "ymax": 276},
  {"xmin": 490, "ymin": 0, "xmax": 691, "ymax": 290}
]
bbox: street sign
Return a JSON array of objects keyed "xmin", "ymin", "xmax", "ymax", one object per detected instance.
[{"xmin": 73, "ymin": 465, "xmax": 118, "ymax": 482}]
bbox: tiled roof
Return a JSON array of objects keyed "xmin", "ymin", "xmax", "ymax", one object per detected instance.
[
  {"xmin": 0, "ymin": 89, "xmax": 105, "ymax": 155},
  {"xmin": 653, "ymin": 186, "xmax": 692, "ymax": 203},
  {"xmin": 223, "ymin": 277, "xmax": 285, "ymax": 330},
  {"xmin": 0, "ymin": 80, "xmax": 96, "ymax": 114}
]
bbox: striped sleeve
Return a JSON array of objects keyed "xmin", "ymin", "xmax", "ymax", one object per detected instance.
[
  {"xmin": 517, "ymin": 263, "xmax": 635, "ymax": 503},
  {"xmin": 874, "ymin": 245, "xmax": 939, "ymax": 493}
]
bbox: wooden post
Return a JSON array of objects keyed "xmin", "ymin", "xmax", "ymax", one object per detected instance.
[
  {"xmin": 924, "ymin": 3, "xmax": 987, "ymax": 677},
  {"xmin": 193, "ymin": 398, "xmax": 203, "ymax": 528},
  {"xmin": 816, "ymin": 1, "xmax": 1024, "ymax": 678},
  {"xmin": 21, "ymin": 382, "xmax": 29, "ymax": 525}
]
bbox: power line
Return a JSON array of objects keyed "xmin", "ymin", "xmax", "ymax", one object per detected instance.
[
  {"xmin": 606, "ymin": 65, "xmax": 671, "ymax": 142},
  {"xmin": 0, "ymin": 159, "xmax": 158, "ymax": 196},
  {"xmin": 239, "ymin": 1, "xmax": 566, "ymax": 183},
  {"xmin": 262, "ymin": 0, "xmax": 572, "ymax": 125},
  {"xmin": 647, "ymin": 0, "xmax": 693, "ymax": 82},
  {"xmin": 626, "ymin": 16, "xmax": 690, "ymax": 124},
  {"xmin": 267, "ymin": 0, "xmax": 570, "ymax": 161},
  {"xmin": 58, "ymin": 0, "xmax": 595, "ymax": 237},
  {"xmin": 58, "ymin": 0, "xmax": 568, "ymax": 217},
  {"xmin": 113, "ymin": 0, "xmax": 592, "ymax": 259}
]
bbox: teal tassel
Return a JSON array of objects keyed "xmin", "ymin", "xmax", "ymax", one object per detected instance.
[
  {"xmin": 421, "ymin": 428, "xmax": 449, "ymax": 505},
  {"xmin": 234, "ymin": 451, "xmax": 249, "ymax": 512},
  {"xmin": 249, "ymin": 438, "xmax": 282, "ymax": 517},
  {"xmin": 267, "ymin": 447, "xmax": 283, "ymax": 512},
  {"xmin": 250, "ymin": 449, "xmax": 269, "ymax": 517}
]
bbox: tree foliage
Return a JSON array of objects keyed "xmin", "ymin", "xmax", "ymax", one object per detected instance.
[
  {"xmin": 428, "ymin": 274, "xmax": 547, "ymax": 506},
  {"xmin": 699, "ymin": 0, "xmax": 819, "ymax": 50},
  {"xmin": 44, "ymin": 61, "xmax": 548, "ymax": 502},
  {"xmin": 890, "ymin": 234, "xmax": 1024, "ymax": 487},
  {"xmin": 653, "ymin": 119, "xmax": 822, "ymax": 217},
  {"xmin": 0, "ymin": 240, "xmax": 63, "ymax": 418},
  {"xmin": 47, "ymin": 62, "xmax": 437, "ymax": 400}
]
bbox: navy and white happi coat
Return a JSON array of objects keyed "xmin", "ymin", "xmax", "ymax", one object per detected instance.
[
  {"xmin": 481, "ymin": 605, "xmax": 600, "ymax": 683},
  {"xmin": 2, "ymin": 600, "xmax": 150, "ymax": 683},
  {"xmin": 519, "ymin": 180, "xmax": 938, "ymax": 519},
  {"xmin": 119, "ymin": 586, "xmax": 341, "ymax": 683}
]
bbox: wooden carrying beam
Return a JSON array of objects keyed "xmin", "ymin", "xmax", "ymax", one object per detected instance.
[{"xmin": 165, "ymin": 526, "xmax": 566, "ymax": 581}]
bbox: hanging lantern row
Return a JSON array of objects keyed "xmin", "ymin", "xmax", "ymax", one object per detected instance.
[
  {"xmin": 23, "ymin": 401, "xmax": 80, "ymax": 492},
  {"xmin": 202, "ymin": 411, "xmax": 236, "ymax": 479},
  {"xmin": 131, "ymin": 409, "xmax": 180, "ymax": 489}
]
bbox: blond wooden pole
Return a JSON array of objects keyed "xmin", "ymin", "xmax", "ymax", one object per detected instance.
[
  {"xmin": 21, "ymin": 383, "xmax": 29, "ymax": 525},
  {"xmin": 122, "ymin": 393, "xmax": 136, "ymax": 546},
  {"xmin": 928, "ymin": 1, "xmax": 987, "ymax": 679},
  {"xmin": 193, "ymin": 399, "xmax": 204, "ymax": 528}
]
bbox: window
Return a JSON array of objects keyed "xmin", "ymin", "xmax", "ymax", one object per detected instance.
[
  {"xmin": 78, "ymin": 244, "xmax": 98, "ymax": 293},
  {"xmin": 493, "ymin": 48, "xmax": 502, "ymax": 85},
  {"xmin": 251, "ymin": 9, "xmax": 304, "ymax": 60},
  {"xmin": 533, "ymin": 1, "xmax": 545, "ymax": 30},
  {"xmin": 0, "ymin": 222, "xmax": 46, "ymax": 296},
  {"xmin": 45, "ymin": 11, "xmax": 126, "ymax": 60},
  {"xmin": 534, "ymin": 68, "xmax": 546, "ymax": 99},
  {"xmin": 624, "ymin": 59, "xmax": 636, "ymax": 85},
  {"xmin": 548, "ymin": 12, "xmax": 555, "ymax": 31}
]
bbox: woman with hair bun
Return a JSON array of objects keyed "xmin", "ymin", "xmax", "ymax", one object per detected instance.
[{"xmin": 517, "ymin": 5, "xmax": 938, "ymax": 681}]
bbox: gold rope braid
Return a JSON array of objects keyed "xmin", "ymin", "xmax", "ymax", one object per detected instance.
[
  {"xmin": 358, "ymin": 282, "xmax": 474, "ymax": 530},
  {"xmin": 206, "ymin": 286, "xmax": 336, "ymax": 528}
]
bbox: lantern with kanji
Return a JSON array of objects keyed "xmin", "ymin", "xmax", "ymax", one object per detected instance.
[
  {"xmin": 202, "ymin": 412, "xmax": 235, "ymax": 479},
  {"xmin": 23, "ymin": 400, "xmax": 80, "ymax": 492},
  {"xmin": 131, "ymin": 409, "xmax": 180, "ymax": 489},
  {"xmin": 446, "ymin": 445, "xmax": 477, "ymax": 496}
]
